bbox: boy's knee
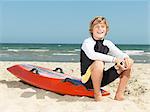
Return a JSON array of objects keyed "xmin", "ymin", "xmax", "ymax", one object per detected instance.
[
  {"xmin": 127, "ymin": 67, "xmax": 132, "ymax": 77},
  {"xmin": 91, "ymin": 60, "xmax": 104, "ymax": 71},
  {"xmin": 121, "ymin": 67, "xmax": 132, "ymax": 78}
]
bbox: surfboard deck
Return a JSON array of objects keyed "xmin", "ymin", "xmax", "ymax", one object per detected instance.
[{"xmin": 7, "ymin": 64, "xmax": 110, "ymax": 97}]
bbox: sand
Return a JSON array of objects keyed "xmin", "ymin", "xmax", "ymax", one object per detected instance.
[{"xmin": 0, "ymin": 61, "xmax": 150, "ymax": 112}]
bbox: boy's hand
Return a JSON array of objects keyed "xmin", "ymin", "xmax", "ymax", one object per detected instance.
[
  {"xmin": 114, "ymin": 58, "xmax": 127, "ymax": 74},
  {"xmin": 114, "ymin": 58, "xmax": 123, "ymax": 67},
  {"xmin": 124, "ymin": 57, "xmax": 134, "ymax": 69}
]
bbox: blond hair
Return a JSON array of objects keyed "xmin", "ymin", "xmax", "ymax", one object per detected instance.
[{"xmin": 89, "ymin": 16, "xmax": 109, "ymax": 36}]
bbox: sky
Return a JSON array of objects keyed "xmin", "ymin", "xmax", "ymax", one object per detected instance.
[{"xmin": 0, "ymin": 0, "xmax": 149, "ymax": 44}]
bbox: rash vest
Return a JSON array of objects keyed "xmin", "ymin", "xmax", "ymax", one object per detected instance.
[{"xmin": 80, "ymin": 37, "xmax": 129, "ymax": 75}]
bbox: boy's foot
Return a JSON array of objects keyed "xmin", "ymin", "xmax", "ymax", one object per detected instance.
[
  {"xmin": 114, "ymin": 94, "xmax": 125, "ymax": 101},
  {"xmin": 94, "ymin": 92, "xmax": 103, "ymax": 101}
]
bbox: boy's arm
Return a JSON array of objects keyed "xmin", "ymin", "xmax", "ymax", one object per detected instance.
[
  {"xmin": 81, "ymin": 41, "xmax": 116, "ymax": 63},
  {"xmin": 105, "ymin": 40, "xmax": 129, "ymax": 60},
  {"xmin": 105, "ymin": 40, "xmax": 134, "ymax": 69}
]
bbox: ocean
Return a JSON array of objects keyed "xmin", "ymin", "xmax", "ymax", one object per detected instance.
[{"xmin": 0, "ymin": 43, "xmax": 150, "ymax": 63}]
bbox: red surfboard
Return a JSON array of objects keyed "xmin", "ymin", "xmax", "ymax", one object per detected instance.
[{"xmin": 7, "ymin": 64, "xmax": 110, "ymax": 97}]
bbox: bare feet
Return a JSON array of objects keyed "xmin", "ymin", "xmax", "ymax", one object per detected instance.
[
  {"xmin": 114, "ymin": 93, "xmax": 125, "ymax": 101},
  {"xmin": 94, "ymin": 92, "xmax": 103, "ymax": 101}
]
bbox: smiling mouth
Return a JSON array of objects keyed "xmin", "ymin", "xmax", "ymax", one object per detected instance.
[{"xmin": 97, "ymin": 31, "xmax": 104, "ymax": 34}]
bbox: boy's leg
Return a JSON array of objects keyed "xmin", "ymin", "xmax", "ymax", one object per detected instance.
[
  {"xmin": 90, "ymin": 60, "xmax": 104, "ymax": 101},
  {"xmin": 115, "ymin": 68, "xmax": 132, "ymax": 100}
]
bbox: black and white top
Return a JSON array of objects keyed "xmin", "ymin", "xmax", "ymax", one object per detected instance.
[{"xmin": 80, "ymin": 37, "xmax": 129, "ymax": 75}]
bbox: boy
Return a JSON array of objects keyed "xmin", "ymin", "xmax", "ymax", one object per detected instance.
[{"xmin": 80, "ymin": 16, "xmax": 134, "ymax": 101}]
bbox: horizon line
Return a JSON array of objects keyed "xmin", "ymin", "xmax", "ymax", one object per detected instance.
[{"xmin": 0, "ymin": 42, "xmax": 149, "ymax": 46}]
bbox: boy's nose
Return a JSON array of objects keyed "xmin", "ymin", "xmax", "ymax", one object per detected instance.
[{"xmin": 98, "ymin": 28, "xmax": 102, "ymax": 31}]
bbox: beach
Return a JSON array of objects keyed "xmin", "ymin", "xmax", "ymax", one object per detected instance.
[{"xmin": 0, "ymin": 61, "xmax": 149, "ymax": 112}]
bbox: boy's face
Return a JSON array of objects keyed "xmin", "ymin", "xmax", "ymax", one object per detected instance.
[{"xmin": 92, "ymin": 22, "xmax": 107, "ymax": 40}]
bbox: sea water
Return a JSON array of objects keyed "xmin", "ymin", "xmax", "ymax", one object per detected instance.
[{"xmin": 0, "ymin": 43, "xmax": 150, "ymax": 63}]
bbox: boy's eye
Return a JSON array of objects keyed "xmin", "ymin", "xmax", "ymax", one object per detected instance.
[
  {"xmin": 101, "ymin": 25, "xmax": 105, "ymax": 28},
  {"xmin": 96, "ymin": 26, "xmax": 100, "ymax": 29},
  {"xmin": 95, "ymin": 24, "xmax": 105, "ymax": 29}
]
